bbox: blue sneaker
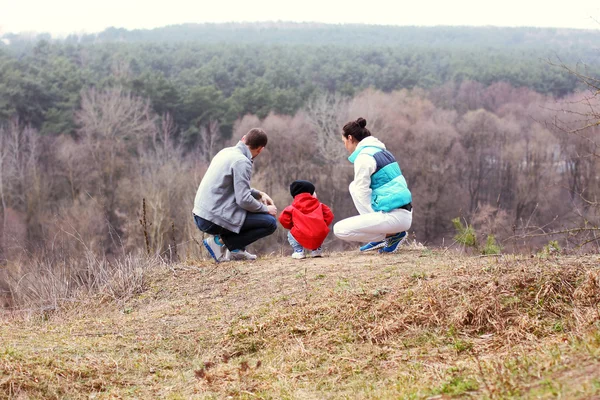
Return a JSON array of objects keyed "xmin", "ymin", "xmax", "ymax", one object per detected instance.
[
  {"xmin": 360, "ymin": 240, "xmax": 386, "ymax": 252},
  {"xmin": 379, "ymin": 231, "xmax": 408, "ymax": 253},
  {"xmin": 203, "ymin": 235, "xmax": 225, "ymax": 262}
]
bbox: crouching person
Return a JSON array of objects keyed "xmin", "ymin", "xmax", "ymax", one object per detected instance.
[
  {"xmin": 192, "ymin": 128, "xmax": 277, "ymax": 262},
  {"xmin": 279, "ymin": 180, "xmax": 334, "ymax": 259}
]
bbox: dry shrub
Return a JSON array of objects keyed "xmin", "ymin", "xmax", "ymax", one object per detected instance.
[
  {"xmin": 123, "ymin": 151, "xmax": 200, "ymax": 259},
  {"xmin": 472, "ymin": 205, "xmax": 511, "ymax": 241},
  {"xmin": 2, "ymin": 251, "xmax": 163, "ymax": 311},
  {"xmin": 0, "ymin": 207, "xmax": 27, "ymax": 262},
  {"xmin": 0, "ymin": 271, "xmax": 14, "ymax": 310},
  {"xmin": 221, "ymin": 259, "xmax": 598, "ymax": 357},
  {"xmin": 52, "ymin": 196, "xmax": 109, "ymax": 255},
  {"xmin": 572, "ymin": 269, "xmax": 600, "ymax": 325},
  {"xmin": 448, "ymin": 263, "xmax": 590, "ymax": 339}
]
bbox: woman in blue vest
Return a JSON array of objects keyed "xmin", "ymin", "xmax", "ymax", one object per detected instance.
[{"xmin": 333, "ymin": 117, "xmax": 412, "ymax": 253}]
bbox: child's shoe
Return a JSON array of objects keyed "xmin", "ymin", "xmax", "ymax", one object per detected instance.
[
  {"xmin": 310, "ymin": 247, "xmax": 323, "ymax": 258},
  {"xmin": 291, "ymin": 249, "xmax": 306, "ymax": 259}
]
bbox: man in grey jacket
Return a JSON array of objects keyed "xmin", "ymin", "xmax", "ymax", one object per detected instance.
[{"xmin": 193, "ymin": 128, "xmax": 278, "ymax": 262}]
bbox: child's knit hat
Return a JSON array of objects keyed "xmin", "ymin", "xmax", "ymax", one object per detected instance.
[{"xmin": 290, "ymin": 180, "xmax": 315, "ymax": 198}]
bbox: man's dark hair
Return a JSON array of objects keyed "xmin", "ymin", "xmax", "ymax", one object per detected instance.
[
  {"xmin": 245, "ymin": 128, "xmax": 268, "ymax": 149},
  {"xmin": 342, "ymin": 117, "xmax": 371, "ymax": 142}
]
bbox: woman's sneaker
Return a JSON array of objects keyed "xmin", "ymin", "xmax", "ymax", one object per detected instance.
[
  {"xmin": 310, "ymin": 247, "xmax": 323, "ymax": 258},
  {"xmin": 359, "ymin": 240, "xmax": 386, "ymax": 252},
  {"xmin": 203, "ymin": 235, "xmax": 224, "ymax": 262},
  {"xmin": 379, "ymin": 231, "xmax": 408, "ymax": 253},
  {"xmin": 291, "ymin": 250, "xmax": 306, "ymax": 259},
  {"xmin": 226, "ymin": 249, "xmax": 257, "ymax": 261}
]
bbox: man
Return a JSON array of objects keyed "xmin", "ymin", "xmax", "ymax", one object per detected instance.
[{"xmin": 193, "ymin": 128, "xmax": 277, "ymax": 262}]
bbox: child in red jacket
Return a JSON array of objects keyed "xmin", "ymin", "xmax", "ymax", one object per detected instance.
[{"xmin": 279, "ymin": 180, "xmax": 334, "ymax": 259}]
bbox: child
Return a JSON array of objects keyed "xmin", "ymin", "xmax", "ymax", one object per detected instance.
[{"xmin": 279, "ymin": 180, "xmax": 334, "ymax": 259}]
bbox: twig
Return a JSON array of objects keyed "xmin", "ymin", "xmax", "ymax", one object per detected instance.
[{"xmin": 139, "ymin": 198, "xmax": 151, "ymax": 256}]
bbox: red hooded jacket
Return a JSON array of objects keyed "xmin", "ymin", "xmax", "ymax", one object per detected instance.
[{"xmin": 279, "ymin": 193, "xmax": 334, "ymax": 250}]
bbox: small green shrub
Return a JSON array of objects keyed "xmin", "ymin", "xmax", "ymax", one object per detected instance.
[
  {"xmin": 482, "ymin": 234, "xmax": 501, "ymax": 255},
  {"xmin": 538, "ymin": 240, "xmax": 561, "ymax": 257},
  {"xmin": 452, "ymin": 218, "xmax": 477, "ymax": 248}
]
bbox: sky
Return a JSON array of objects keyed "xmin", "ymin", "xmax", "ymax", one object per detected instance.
[{"xmin": 1, "ymin": 0, "xmax": 599, "ymax": 36}]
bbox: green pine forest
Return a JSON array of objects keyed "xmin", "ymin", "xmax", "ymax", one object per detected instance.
[{"xmin": 1, "ymin": 23, "xmax": 598, "ymax": 143}]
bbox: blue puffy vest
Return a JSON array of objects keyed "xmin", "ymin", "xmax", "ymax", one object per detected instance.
[{"xmin": 348, "ymin": 145, "xmax": 412, "ymax": 212}]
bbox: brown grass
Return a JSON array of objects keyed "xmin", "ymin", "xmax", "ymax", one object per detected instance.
[
  {"xmin": 1, "ymin": 249, "xmax": 599, "ymax": 399},
  {"xmin": 1, "ymin": 252, "xmax": 163, "ymax": 311}
]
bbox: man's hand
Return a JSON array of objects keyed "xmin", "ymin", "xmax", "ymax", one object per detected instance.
[
  {"xmin": 260, "ymin": 191, "xmax": 275, "ymax": 206},
  {"xmin": 266, "ymin": 205, "xmax": 277, "ymax": 216}
]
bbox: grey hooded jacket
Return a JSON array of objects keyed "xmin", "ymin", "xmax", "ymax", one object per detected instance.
[{"xmin": 192, "ymin": 141, "xmax": 268, "ymax": 233}]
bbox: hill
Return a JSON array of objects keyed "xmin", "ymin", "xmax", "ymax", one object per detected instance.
[
  {"xmin": 1, "ymin": 249, "xmax": 599, "ymax": 398},
  {"xmin": 72, "ymin": 23, "xmax": 600, "ymax": 52}
]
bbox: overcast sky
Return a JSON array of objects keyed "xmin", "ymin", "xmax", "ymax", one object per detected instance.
[{"xmin": 2, "ymin": 0, "xmax": 599, "ymax": 36}]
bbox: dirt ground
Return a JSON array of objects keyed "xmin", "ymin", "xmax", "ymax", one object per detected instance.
[{"xmin": 1, "ymin": 248, "xmax": 599, "ymax": 399}]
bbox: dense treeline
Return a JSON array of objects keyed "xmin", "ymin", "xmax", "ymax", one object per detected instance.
[
  {"xmin": 6, "ymin": 23, "xmax": 599, "ymax": 50},
  {"xmin": 1, "ymin": 83, "xmax": 598, "ymax": 258},
  {"xmin": 1, "ymin": 24, "xmax": 598, "ymax": 145}
]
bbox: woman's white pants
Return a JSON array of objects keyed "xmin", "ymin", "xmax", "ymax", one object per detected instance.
[{"xmin": 333, "ymin": 208, "xmax": 412, "ymax": 243}]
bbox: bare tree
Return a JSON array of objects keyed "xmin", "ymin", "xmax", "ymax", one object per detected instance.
[
  {"xmin": 198, "ymin": 119, "xmax": 221, "ymax": 163},
  {"xmin": 0, "ymin": 124, "xmax": 9, "ymax": 260},
  {"xmin": 133, "ymin": 112, "xmax": 192, "ymax": 257},
  {"xmin": 456, "ymin": 109, "xmax": 504, "ymax": 212},
  {"xmin": 75, "ymin": 87, "xmax": 157, "ymax": 249},
  {"xmin": 0, "ymin": 119, "xmax": 41, "ymax": 258},
  {"xmin": 305, "ymin": 93, "xmax": 349, "ymax": 164},
  {"xmin": 509, "ymin": 58, "xmax": 600, "ymax": 250},
  {"xmin": 76, "ymin": 87, "xmax": 156, "ymax": 144}
]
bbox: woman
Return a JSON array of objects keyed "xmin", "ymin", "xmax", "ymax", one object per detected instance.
[{"xmin": 333, "ymin": 117, "xmax": 412, "ymax": 253}]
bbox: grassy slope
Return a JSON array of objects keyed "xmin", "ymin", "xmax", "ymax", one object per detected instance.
[{"xmin": 1, "ymin": 249, "xmax": 599, "ymax": 399}]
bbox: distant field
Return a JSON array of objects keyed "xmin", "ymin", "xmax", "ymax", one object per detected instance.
[{"xmin": 1, "ymin": 249, "xmax": 599, "ymax": 399}]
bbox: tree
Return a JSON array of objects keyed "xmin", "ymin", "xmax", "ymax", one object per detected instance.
[
  {"xmin": 546, "ymin": 62, "xmax": 600, "ymax": 249},
  {"xmin": 456, "ymin": 109, "xmax": 505, "ymax": 212},
  {"xmin": 304, "ymin": 93, "xmax": 349, "ymax": 164},
  {"xmin": 0, "ymin": 119, "xmax": 42, "ymax": 258},
  {"xmin": 75, "ymin": 87, "xmax": 157, "ymax": 248}
]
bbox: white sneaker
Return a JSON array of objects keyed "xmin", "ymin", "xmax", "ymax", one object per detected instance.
[
  {"xmin": 203, "ymin": 236, "xmax": 224, "ymax": 262},
  {"xmin": 310, "ymin": 248, "xmax": 323, "ymax": 258},
  {"xmin": 291, "ymin": 250, "xmax": 306, "ymax": 259},
  {"xmin": 226, "ymin": 249, "xmax": 257, "ymax": 261}
]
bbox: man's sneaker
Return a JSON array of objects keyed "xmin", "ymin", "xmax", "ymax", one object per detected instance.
[
  {"xmin": 360, "ymin": 240, "xmax": 386, "ymax": 252},
  {"xmin": 379, "ymin": 231, "xmax": 408, "ymax": 253},
  {"xmin": 203, "ymin": 235, "xmax": 224, "ymax": 262},
  {"xmin": 291, "ymin": 250, "xmax": 306, "ymax": 259},
  {"xmin": 310, "ymin": 247, "xmax": 323, "ymax": 258},
  {"xmin": 226, "ymin": 249, "xmax": 258, "ymax": 261}
]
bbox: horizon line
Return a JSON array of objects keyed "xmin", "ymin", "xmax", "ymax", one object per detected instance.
[{"xmin": 2, "ymin": 20, "xmax": 599, "ymax": 38}]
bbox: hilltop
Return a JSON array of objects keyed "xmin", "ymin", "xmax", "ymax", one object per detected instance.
[
  {"xmin": 1, "ymin": 249, "xmax": 599, "ymax": 399},
  {"xmin": 25, "ymin": 23, "xmax": 600, "ymax": 51}
]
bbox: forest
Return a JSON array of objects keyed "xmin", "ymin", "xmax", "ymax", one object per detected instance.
[{"xmin": 0, "ymin": 22, "xmax": 599, "ymax": 267}]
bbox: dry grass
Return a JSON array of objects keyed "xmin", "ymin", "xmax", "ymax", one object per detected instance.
[
  {"xmin": 1, "ymin": 249, "xmax": 599, "ymax": 399},
  {"xmin": 1, "ymin": 252, "xmax": 163, "ymax": 311}
]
